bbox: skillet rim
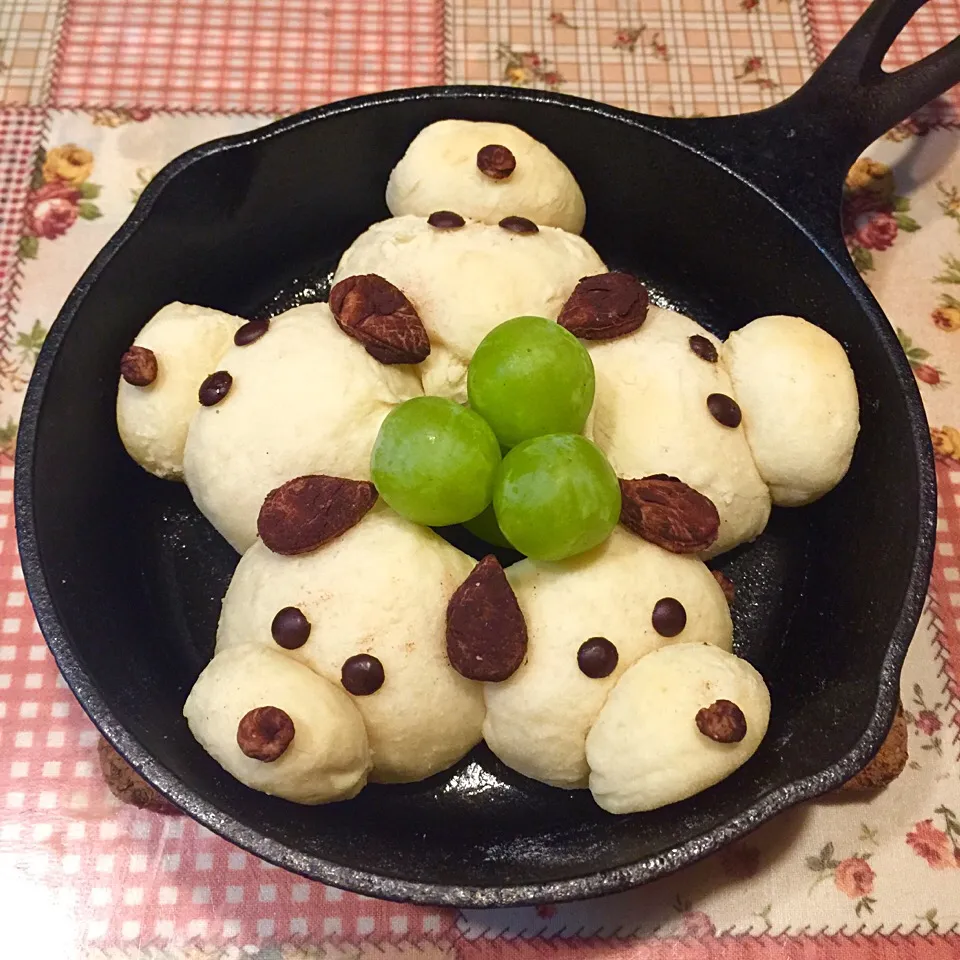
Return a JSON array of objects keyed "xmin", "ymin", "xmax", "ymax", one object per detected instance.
[{"xmin": 14, "ymin": 84, "xmax": 937, "ymax": 907}]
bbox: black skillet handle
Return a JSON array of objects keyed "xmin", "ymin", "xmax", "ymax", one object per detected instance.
[{"xmin": 675, "ymin": 0, "xmax": 960, "ymax": 232}]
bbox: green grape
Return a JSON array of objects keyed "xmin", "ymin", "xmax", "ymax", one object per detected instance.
[
  {"xmin": 468, "ymin": 316, "xmax": 595, "ymax": 448},
  {"xmin": 462, "ymin": 502, "xmax": 514, "ymax": 549},
  {"xmin": 494, "ymin": 434, "xmax": 620, "ymax": 561},
  {"xmin": 371, "ymin": 396, "xmax": 501, "ymax": 527}
]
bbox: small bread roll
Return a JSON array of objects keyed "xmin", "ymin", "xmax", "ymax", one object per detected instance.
[
  {"xmin": 482, "ymin": 528, "xmax": 732, "ymax": 789},
  {"xmin": 722, "ymin": 315, "xmax": 859, "ymax": 506},
  {"xmin": 587, "ymin": 307, "xmax": 771, "ymax": 558},
  {"xmin": 183, "ymin": 645, "xmax": 371, "ymax": 805},
  {"xmin": 386, "ymin": 120, "xmax": 586, "ymax": 233},
  {"xmin": 216, "ymin": 507, "xmax": 484, "ymax": 783},
  {"xmin": 332, "ymin": 216, "xmax": 605, "ymax": 402},
  {"xmin": 586, "ymin": 643, "xmax": 770, "ymax": 813},
  {"xmin": 116, "ymin": 302, "xmax": 243, "ymax": 479},
  {"xmin": 182, "ymin": 303, "xmax": 421, "ymax": 552}
]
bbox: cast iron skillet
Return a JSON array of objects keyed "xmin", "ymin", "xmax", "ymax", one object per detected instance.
[{"xmin": 13, "ymin": 0, "xmax": 953, "ymax": 906}]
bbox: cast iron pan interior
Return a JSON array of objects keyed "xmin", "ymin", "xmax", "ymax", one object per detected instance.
[{"xmin": 14, "ymin": 0, "xmax": 950, "ymax": 906}]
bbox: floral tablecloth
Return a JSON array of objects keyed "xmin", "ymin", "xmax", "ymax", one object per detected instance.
[{"xmin": 1, "ymin": 0, "xmax": 960, "ymax": 957}]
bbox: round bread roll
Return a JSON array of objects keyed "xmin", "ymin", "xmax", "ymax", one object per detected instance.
[
  {"xmin": 587, "ymin": 307, "xmax": 771, "ymax": 558},
  {"xmin": 332, "ymin": 215, "xmax": 605, "ymax": 402},
  {"xmin": 483, "ymin": 527, "xmax": 732, "ymax": 789},
  {"xmin": 216, "ymin": 506, "xmax": 484, "ymax": 783},
  {"xmin": 385, "ymin": 120, "xmax": 586, "ymax": 233},
  {"xmin": 116, "ymin": 302, "xmax": 244, "ymax": 480},
  {"xmin": 586, "ymin": 643, "xmax": 770, "ymax": 813},
  {"xmin": 182, "ymin": 303, "xmax": 421, "ymax": 552},
  {"xmin": 183, "ymin": 644, "xmax": 371, "ymax": 804},
  {"xmin": 722, "ymin": 315, "xmax": 859, "ymax": 507}
]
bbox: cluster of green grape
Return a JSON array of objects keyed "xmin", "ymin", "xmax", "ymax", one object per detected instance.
[{"xmin": 371, "ymin": 316, "xmax": 621, "ymax": 561}]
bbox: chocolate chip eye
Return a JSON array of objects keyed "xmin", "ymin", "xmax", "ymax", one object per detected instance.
[
  {"xmin": 688, "ymin": 334, "xmax": 718, "ymax": 363},
  {"xmin": 234, "ymin": 319, "xmax": 270, "ymax": 346},
  {"xmin": 270, "ymin": 606, "xmax": 311, "ymax": 649},
  {"xmin": 120, "ymin": 346, "xmax": 158, "ymax": 386},
  {"xmin": 427, "ymin": 210, "xmax": 466, "ymax": 229},
  {"xmin": 706, "ymin": 393, "xmax": 741, "ymax": 428},
  {"xmin": 198, "ymin": 370, "xmax": 232, "ymax": 406},
  {"xmin": 652, "ymin": 597, "xmax": 686, "ymax": 637},
  {"xmin": 696, "ymin": 699, "xmax": 747, "ymax": 743},
  {"xmin": 341, "ymin": 654, "xmax": 385, "ymax": 696},
  {"xmin": 498, "ymin": 215, "xmax": 538, "ymax": 234},
  {"xmin": 236, "ymin": 706, "xmax": 295, "ymax": 761},
  {"xmin": 477, "ymin": 144, "xmax": 516, "ymax": 180},
  {"xmin": 577, "ymin": 637, "xmax": 618, "ymax": 678}
]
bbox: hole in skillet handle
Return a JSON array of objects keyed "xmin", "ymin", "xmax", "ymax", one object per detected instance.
[{"xmin": 654, "ymin": 0, "xmax": 960, "ymax": 237}]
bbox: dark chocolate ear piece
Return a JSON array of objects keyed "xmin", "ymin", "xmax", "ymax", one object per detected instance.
[
  {"xmin": 258, "ymin": 475, "xmax": 378, "ymax": 556},
  {"xmin": 558, "ymin": 273, "xmax": 649, "ymax": 341},
  {"xmin": 619, "ymin": 476, "xmax": 719, "ymax": 554},
  {"xmin": 329, "ymin": 274, "xmax": 430, "ymax": 365},
  {"xmin": 446, "ymin": 555, "xmax": 527, "ymax": 682}
]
